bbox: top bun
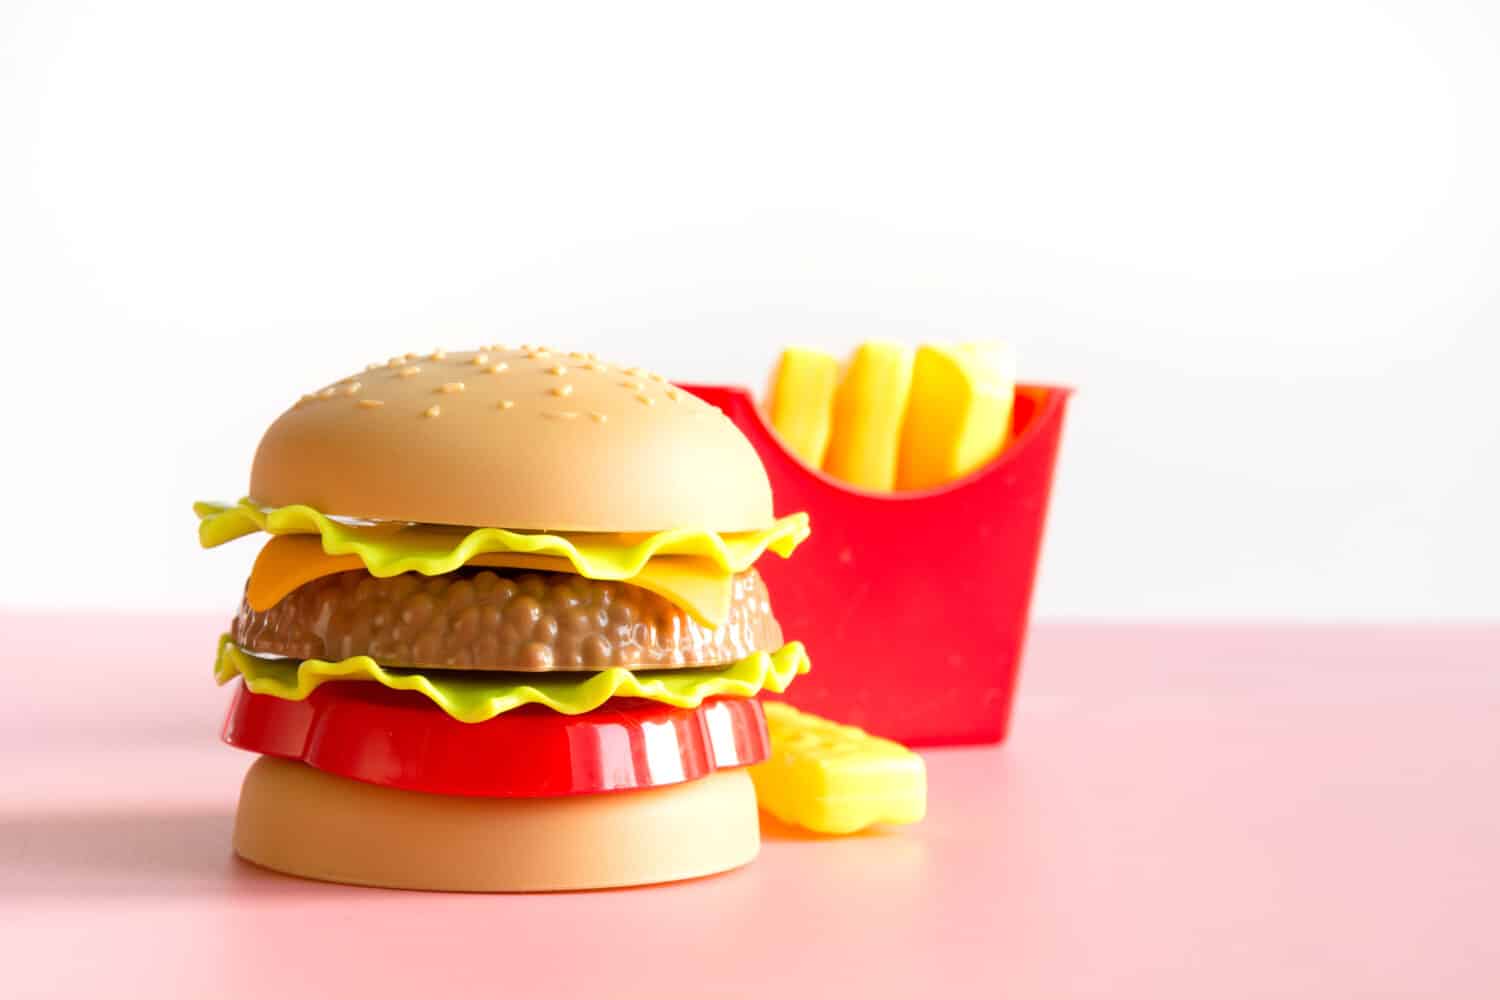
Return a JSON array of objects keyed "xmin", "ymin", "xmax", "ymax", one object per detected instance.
[{"xmin": 249, "ymin": 346, "xmax": 774, "ymax": 532}]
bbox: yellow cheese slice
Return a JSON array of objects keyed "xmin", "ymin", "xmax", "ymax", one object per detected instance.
[
  {"xmin": 246, "ymin": 534, "xmax": 735, "ymax": 628},
  {"xmin": 823, "ymin": 341, "xmax": 915, "ymax": 491},
  {"xmin": 896, "ymin": 341, "xmax": 1016, "ymax": 491},
  {"xmin": 767, "ymin": 346, "xmax": 839, "ymax": 468}
]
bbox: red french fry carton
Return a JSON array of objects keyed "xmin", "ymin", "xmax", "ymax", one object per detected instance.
[{"xmin": 683, "ymin": 383, "xmax": 1071, "ymax": 747}]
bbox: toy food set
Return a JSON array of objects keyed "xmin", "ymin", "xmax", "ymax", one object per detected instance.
[
  {"xmin": 686, "ymin": 339, "xmax": 1069, "ymax": 746},
  {"xmin": 197, "ymin": 346, "xmax": 924, "ymax": 892}
]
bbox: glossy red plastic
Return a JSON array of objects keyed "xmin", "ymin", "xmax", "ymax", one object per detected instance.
[
  {"xmin": 683, "ymin": 382, "xmax": 1071, "ymax": 747},
  {"xmin": 222, "ymin": 681, "xmax": 770, "ymax": 798}
]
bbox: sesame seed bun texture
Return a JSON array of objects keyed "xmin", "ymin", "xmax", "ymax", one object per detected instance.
[
  {"xmin": 252, "ymin": 346, "xmax": 775, "ymax": 532},
  {"xmin": 206, "ymin": 344, "xmax": 811, "ymax": 891}
]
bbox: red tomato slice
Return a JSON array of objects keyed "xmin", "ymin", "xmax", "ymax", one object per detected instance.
[{"xmin": 222, "ymin": 680, "xmax": 770, "ymax": 798}]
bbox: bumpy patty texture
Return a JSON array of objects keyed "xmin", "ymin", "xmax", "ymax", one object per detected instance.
[{"xmin": 232, "ymin": 567, "xmax": 783, "ymax": 672}]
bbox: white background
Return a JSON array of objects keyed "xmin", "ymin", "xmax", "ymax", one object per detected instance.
[{"xmin": 2, "ymin": 1, "xmax": 1496, "ymax": 619}]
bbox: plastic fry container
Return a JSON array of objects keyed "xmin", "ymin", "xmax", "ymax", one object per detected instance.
[{"xmin": 683, "ymin": 383, "xmax": 1071, "ymax": 747}]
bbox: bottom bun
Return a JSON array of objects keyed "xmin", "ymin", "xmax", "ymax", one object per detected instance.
[{"xmin": 234, "ymin": 756, "xmax": 761, "ymax": 891}]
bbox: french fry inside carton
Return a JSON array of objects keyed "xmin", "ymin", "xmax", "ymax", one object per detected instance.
[{"xmin": 687, "ymin": 341, "xmax": 1069, "ymax": 747}]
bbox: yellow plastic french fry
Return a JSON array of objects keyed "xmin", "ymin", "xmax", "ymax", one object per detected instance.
[
  {"xmin": 750, "ymin": 701, "xmax": 927, "ymax": 835},
  {"xmin": 823, "ymin": 341, "xmax": 915, "ymax": 491},
  {"xmin": 896, "ymin": 341, "xmax": 1016, "ymax": 491},
  {"xmin": 766, "ymin": 347, "xmax": 840, "ymax": 468}
]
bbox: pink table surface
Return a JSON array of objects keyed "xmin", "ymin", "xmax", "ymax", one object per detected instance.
[{"xmin": 2, "ymin": 614, "xmax": 1497, "ymax": 999}]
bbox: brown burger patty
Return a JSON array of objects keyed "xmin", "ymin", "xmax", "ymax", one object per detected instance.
[{"xmin": 232, "ymin": 567, "xmax": 783, "ymax": 672}]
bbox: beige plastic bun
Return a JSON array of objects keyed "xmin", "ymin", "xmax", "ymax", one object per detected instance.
[
  {"xmin": 234, "ymin": 756, "xmax": 761, "ymax": 891},
  {"xmin": 250, "ymin": 347, "xmax": 774, "ymax": 532}
]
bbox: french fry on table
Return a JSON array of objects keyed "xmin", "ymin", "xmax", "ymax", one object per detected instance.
[{"xmin": 751, "ymin": 702, "xmax": 927, "ymax": 835}]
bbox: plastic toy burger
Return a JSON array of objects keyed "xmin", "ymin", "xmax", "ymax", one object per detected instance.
[{"xmin": 195, "ymin": 346, "xmax": 811, "ymax": 891}]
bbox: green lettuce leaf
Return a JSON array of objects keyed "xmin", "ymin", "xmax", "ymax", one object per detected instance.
[
  {"xmin": 195, "ymin": 498, "xmax": 809, "ymax": 581},
  {"xmin": 215, "ymin": 636, "xmax": 810, "ymax": 723}
]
